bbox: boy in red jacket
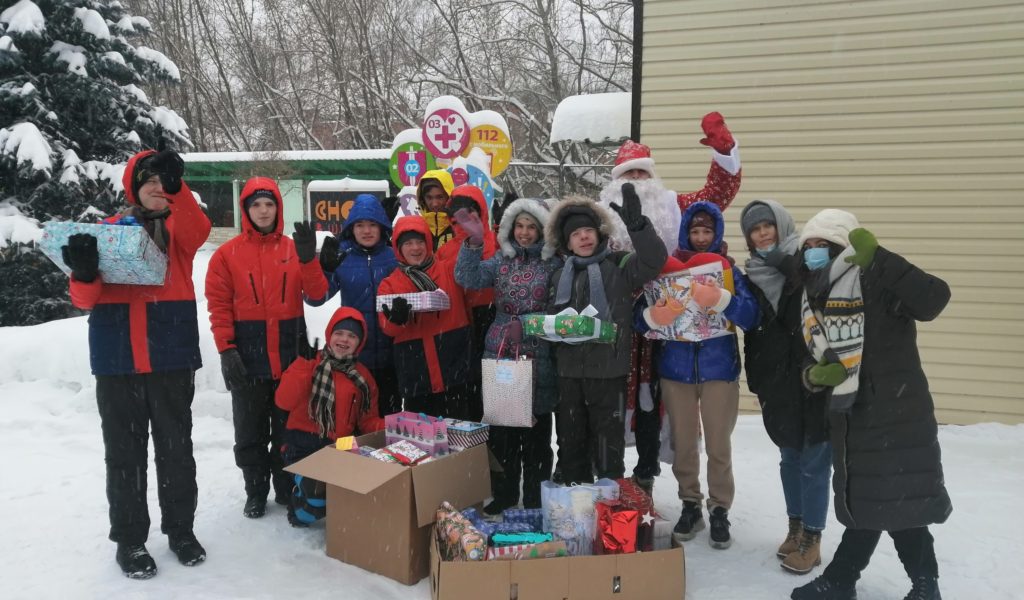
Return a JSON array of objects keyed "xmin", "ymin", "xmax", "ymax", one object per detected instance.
[
  {"xmin": 275, "ymin": 307, "xmax": 385, "ymax": 526},
  {"xmin": 63, "ymin": 145, "xmax": 210, "ymax": 579},
  {"xmin": 205, "ymin": 177, "xmax": 328, "ymax": 520}
]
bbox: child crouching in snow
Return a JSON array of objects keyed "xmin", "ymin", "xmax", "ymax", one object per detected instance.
[{"xmin": 275, "ymin": 307, "xmax": 385, "ymax": 526}]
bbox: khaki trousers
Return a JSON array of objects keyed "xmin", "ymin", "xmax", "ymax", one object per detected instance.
[{"xmin": 661, "ymin": 379, "xmax": 739, "ymax": 511}]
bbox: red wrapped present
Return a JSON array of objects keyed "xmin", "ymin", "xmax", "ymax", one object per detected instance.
[
  {"xmin": 616, "ymin": 477, "xmax": 657, "ymax": 551},
  {"xmin": 594, "ymin": 500, "xmax": 639, "ymax": 554}
]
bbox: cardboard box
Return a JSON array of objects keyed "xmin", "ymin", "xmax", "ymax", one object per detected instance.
[
  {"xmin": 430, "ymin": 535, "xmax": 685, "ymax": 600},
  {"xmin": 286, "ymin": 430, "xmax": 491, "ymax": 585}
]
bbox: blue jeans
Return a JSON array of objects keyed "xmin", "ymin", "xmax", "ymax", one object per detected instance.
[{"xmin": 780, "ymin": 442, "xmax": 832, "ymax": 531}]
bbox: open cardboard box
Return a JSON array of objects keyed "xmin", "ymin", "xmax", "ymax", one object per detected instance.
[
  {"xmin": 286, "ymin": 430, "xmax": 491, "ymax": 585},
  {"xmin": 430, "ymin": 535, "xmax": 685, "ymax": 600}
]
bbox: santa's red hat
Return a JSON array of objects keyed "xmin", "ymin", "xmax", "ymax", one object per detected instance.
[{"xmin": 611, "ymin": 140, "xmax": 657, "ymax": 179}]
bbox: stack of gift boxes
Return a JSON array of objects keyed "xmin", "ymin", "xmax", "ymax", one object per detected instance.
[
  {"xmin": 434, "ymin": 477, "xmax": 657, "ymax": 564},
  {"xmin": 336, "ymin": 411, "xmax": 490, "ymax": 466}
]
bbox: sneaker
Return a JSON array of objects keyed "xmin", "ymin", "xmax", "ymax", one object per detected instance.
[
  {"xmin": 903, "ymin": 576, "xmax": 941, "ymax": 600},
  {"xmin": 168, "ymin": 532, "xmax": 206, "ymax": 567},
  {"xmin": 671, "ymin": 501, "xmax": 705, "ymax": 544},
  {"xmin": 632, "ymin": 474, "xmax": 655, "ymax": 496},
  {"xmin": 778, "ymin": 517, "xmax": 803, "ymax": 558},
  {"xmin": 791, "ymin": 575, "xmax": 858, "ymax": 600},
  {"xmin": 243, "ymin": 495, "xmax": 267, "ymax": 519},
  {"xmin": 782, "ymin": 528, "xmax": 822, "ymax": 574},
  {"xmin": 115, "ymin": 544, "xmax": 157, "ymax": 580},
  {"xmin": 709, "ymin": 506, "xmax": 732, "ymax": 549}
]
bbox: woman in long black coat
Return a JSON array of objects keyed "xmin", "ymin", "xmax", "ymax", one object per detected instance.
[{"xmin": 791, "ymin": 209, "xmax": 951, "ymax": 600}]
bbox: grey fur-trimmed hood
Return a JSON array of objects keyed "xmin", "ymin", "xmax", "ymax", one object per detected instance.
[
  {"xmin": 497, "ymin": 197, "xmax": 556, "ymax": 260},
  {"xmin": 543, "ymin": 195, "xmax": 616, "ymax": 257}
]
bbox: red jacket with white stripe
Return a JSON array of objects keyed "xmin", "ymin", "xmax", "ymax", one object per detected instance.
[{"xmin": 205, "ymin": 177, "xmax": 328, "ymax": 380}]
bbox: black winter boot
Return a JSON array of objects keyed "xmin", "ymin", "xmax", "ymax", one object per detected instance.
[
  {"xmin": 791, "ymin": 575, "xmax": 858, "ymax": 600},
  {"xmin": 243, "ymin": 495, "xmax": 267, "ymax": 518},
  {"xmin": 903, "ymin": 576, "xmax": 941, "ymax": 600},
  {"xmin": 672, "ymin": 501, "xmax": 705, "ymax": 544},
  {"xmin": 709, "ymin": 506, "xmax": 732, "ymax": 549},
  {"xmin": 116, "ymin": 544, "xmax": 157, "ymax": 580},
  {"xmin": 169, "ymin": 532, "xmax": 206, "ymax": 567}
]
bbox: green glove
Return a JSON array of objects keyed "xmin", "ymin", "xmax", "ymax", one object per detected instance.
[
  {"xmin": 808, "ymin": 356, "xmax": 848, "ymax": 387},
  {"xmin": 845, "ymin": 227, "xmax": 878, "ymax": 268}
]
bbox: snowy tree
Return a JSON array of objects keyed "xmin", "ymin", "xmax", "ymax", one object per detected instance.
[{"xmin": 0, "ymin": 0, "xmax": 190, "ymax": 325}]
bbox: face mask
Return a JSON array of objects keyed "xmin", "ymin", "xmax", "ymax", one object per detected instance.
[
  {"xmin": 804, "ymin": 247, "xmax": 831, "ymax": 270},
  {"xmin": 755, "ymin": 243, "xmax": 777, "ymax": 258}
]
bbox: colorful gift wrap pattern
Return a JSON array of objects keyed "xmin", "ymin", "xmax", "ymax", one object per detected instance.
[
  {"xmin": 485, "ymin": 540, "xmax": 569, "ymax": 561},
  {"xmin": 492, "ymin": 532, "xmax": 552, "ymax": 547},
  {"xmin": 615, "ymin": 477, "xmax": 657, "ymax": 552},
  {"xmin": 436, "ymin": 501, "xmax": 487, "ymax": 561},
  {"xmin": 540, "ymin": 479, "xmax": 620, "ymax": 556},
  {"xmin": 375, "ymin": 289, "xmax": 450, "ymax": 313},
  {"xmin": 382, "ymin": 440, "xmax": 430, "ymax": 465},
  {"xmin": 443, "ymin": 418, "xmax": 489, "ymax": 450},
  {"xmin": 642, "ymin": 263, "xmax": 733, "ymax": 342},
  {"xmin": 384, "ymin": 411, "xmax": 449, "ymax": 456},
  {"xmin": 594, "ymin": 500, "xmax": 639, "ymax": 555},
  {"xmin": 502, "ymin": 508, "xmax": 544, "ymax": 532},
  {"xmin": 39, "ymin": 221, "xmax": 168, "ymax": 285},
  {"xmin": 521, "ymin": 306, "xmax": 617, "ymax": 345}
]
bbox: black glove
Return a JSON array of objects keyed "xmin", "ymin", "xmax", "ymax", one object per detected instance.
[
  {"xmin": 220, "ymin": 348, "xmax": 249, "ymax": 391},
  {"xmin": 611, "ymin": 183, "xmax": 644, "ymax": 231},
  {"xmin": 381, "ymin": 195, "xmax": 400, "ymax": 222},
  {"xmin": 296, "ymin": 334, "xmax": 320, "ymax": 361},
  {"xmin": 492, "ymin": 188, "xmax": 517, "ymax": 228},
  {"xmin": 61, "ymin": 233, "xmax": 100, "ymax": 282},
  {"xmin": 319, "ymin": 234, "xmax": 342, "ymax": 272},
  {"xmin": 148, "ymin": 139, "xmax": 185, "ymax": 195},
  {"xmin": 292, "ymin": 221, "xmax": 317, "ymax": 264},
  {"xmin": 382, "ymin": 297, "xmax": 411, "ymax": 325}
]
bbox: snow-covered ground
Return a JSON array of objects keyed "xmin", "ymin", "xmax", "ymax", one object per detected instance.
[{"xmin": 2, "ymin": 246, "xmax": 1023, "ymax": 599}]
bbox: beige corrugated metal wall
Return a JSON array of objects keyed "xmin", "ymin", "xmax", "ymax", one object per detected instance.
[{"xmin": 641, "ymin": 0, "xmax": 1024, "ymax": 424}]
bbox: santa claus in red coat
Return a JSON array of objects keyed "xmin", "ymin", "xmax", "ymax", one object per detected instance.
[{"xmin": 597, "ymin": 112, "xmax": 741, "ymax": 252}]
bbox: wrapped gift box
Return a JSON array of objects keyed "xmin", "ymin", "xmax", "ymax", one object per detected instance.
[
  {"xmin": 502, "ymin": 508, "xmax": 544, "ymax": 532},
  {"xmin": 376, "ymin": 289, "xmax": 450, "ymax": 313},
  {"xmin": 594, "ymin": 500, "xmax": 639, "ymax": 555},
  {"xmin": 443, "ymin": 419, "xmax": 489, "ymax": 450},
  {"xmin": 616, "ymin": 477, "xmax": 657, "ymax": 552},
  {"xmin": 435, "ymin": 501, "xmax": 487, "ymax": 561},
  {"xmin": 521, "ymin": 305, "xmax": 617, "ymax": 344},
  {"xmin": 385, "ymin": 411, "xmax": 449, "ymax": 456},
  {"xmin": 39, "ymin": 221, "xmax": 168, "ymax": 285}
]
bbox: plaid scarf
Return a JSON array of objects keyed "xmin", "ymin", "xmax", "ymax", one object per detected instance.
[
  {"xmin": 800, "ymin": 245, "xmax": 865, "ymax": 413},
  {"xmin": 400, "ymin": 256, "xmax": 439, "ymax": 292},
  {"xmin": 120, "ymin": 205, "xmax": 171, "ymax": 252},
  {"xmin": 308, "ymin": 347, "xmax": 372, "ymax": 437}
]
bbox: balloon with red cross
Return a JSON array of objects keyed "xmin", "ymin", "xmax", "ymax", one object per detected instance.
[{"xmin": 421, "ymin": 96, "xmax": 471, "ymax": 160}]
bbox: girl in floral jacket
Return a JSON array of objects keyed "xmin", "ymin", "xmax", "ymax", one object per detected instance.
[{"xmin": 453, "ymin": 198, "xmax": 561, "ymax": 513}]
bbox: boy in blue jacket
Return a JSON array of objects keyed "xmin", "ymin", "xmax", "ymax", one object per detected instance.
[{"xmin": 637, "ymin": 201, "xmax": 759, "ymax": 550}]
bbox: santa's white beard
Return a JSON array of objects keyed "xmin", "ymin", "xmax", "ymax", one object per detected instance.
[{"xmin": 598, "ymin": 176, "xmax": 681, "ymax": 252}]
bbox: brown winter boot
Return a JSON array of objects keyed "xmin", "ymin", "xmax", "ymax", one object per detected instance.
[
  {"xmin": 777, "ymin": 517, "xmax": 802, "ymax": 558},
  {"xmin": 782, "ymin": 528, "xmax": 822, "ymax": 574}
]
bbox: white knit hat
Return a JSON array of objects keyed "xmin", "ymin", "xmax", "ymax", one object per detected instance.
[{"xmin": 799, "ymin": 209, "xmax": 860, "ymax": 248}]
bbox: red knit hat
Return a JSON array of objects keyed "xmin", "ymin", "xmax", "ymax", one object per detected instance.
[{"xmin": 611, "ymin": 140, "xmax": 657, "ymax": 179}]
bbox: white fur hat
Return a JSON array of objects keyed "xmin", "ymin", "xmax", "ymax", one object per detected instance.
[{"xmin": 799, "ymin": 209, "xmax": 860, "ymax": 248}]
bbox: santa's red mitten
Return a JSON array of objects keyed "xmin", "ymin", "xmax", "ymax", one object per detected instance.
[{"xmin": 699, "ymin": 111, "xmax": 735, "ymax": 154}]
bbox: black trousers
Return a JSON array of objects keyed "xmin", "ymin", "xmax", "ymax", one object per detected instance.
[
  {"xmin": 230, "ymin": 379, "xmax": 289, "ymax": 500},
  {"xmin": 405, "ymin": 383, "xmax": 476, "ymax": 421},
  {"xmin": 96, "ymin": 369, "xmax": 198, "ymax": 545},
  {"xmin": 824, "ymin": 526, "xmax": 939, "ymax": 586},
  {"xmin": 556, "ymin": 377, "xmax": 627, "ymax": 484},
  {"xmin": 371, "ymin": 364, "xmax": 402, "ymax": 417},
  {"xmin": 632, "ymin": 379, "xmax": 663, "ymax": 479},
  {"xmin": 488, "ymin": 414, "xmax": 554, "ymax": 508}
]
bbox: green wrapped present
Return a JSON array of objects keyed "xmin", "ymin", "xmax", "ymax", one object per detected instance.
[{"xmin": 521, "ymin": 306, "xmax": 617, "ymax": 344}]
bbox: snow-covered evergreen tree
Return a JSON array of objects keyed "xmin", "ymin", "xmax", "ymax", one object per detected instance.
[{"xmin": 0, "ymin": 0, "xmax": 189, "ymax": 325}]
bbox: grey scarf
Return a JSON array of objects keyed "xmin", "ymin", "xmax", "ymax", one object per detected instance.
[
  {"xmin": 554, "ymin": 243, "xmax": 612, "ymax": 318},
  {"xmin": 742, "ymin": 200, "xmax": 799, "ymax": 312}
]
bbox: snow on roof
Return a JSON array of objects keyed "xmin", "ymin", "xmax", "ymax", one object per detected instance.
[
  {"xmin": 549, "ymin": 92, "xmax": 631, "ymax": 145},
  {"xmin": 182, "ymin": 149, "xmax": 391, "ymax": 163},
  {"xmin": 306, "ymin": 178, "xmax": 389, "ymax": 192},
  {"xmin": 0, "ymin": 0, "xmax": 45, "ymax": 36}
]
